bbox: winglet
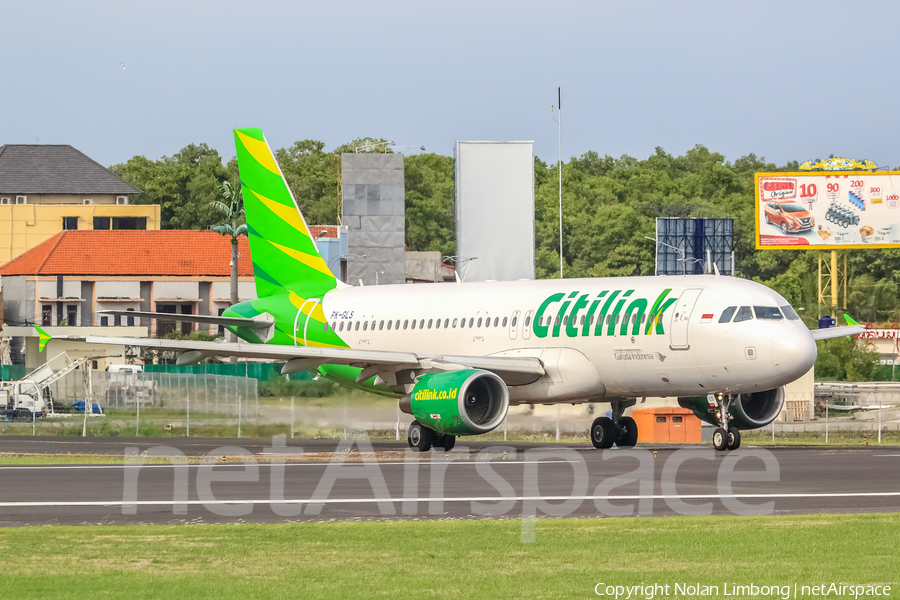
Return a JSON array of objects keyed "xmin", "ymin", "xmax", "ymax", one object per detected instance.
[
  {"xmin": 844, "ymin": 314, "xmax": 859, "ymax": 341},
  {"xmin": 35, "ymin": 325, "xmax": 51, "ymax": 353}
]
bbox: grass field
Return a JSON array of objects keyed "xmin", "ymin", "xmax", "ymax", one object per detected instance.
[{"xmin": 0, "ymin": 514, "xmax": 896, "ymax": 599}]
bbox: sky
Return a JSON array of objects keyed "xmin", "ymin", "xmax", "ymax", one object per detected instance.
[{"xmin": 2, "ymin": 0, "xmax": 899, "ymax": 169}]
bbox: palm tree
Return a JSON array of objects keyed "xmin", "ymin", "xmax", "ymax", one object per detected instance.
[{"xmin": 211, "ymin": 180, "xmax": 247, "ymax": 351}]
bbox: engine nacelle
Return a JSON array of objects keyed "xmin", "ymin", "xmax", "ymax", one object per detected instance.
[
  {"xmin": 678, "ymin": 387, "xmax": 785, "ymax": 430},
  {"xmin": 399, "ymin": 369, "xmax": 509, "ymax": 435}
]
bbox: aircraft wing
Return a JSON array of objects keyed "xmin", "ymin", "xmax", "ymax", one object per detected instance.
[
  {"xmin": 41, "ymin": 331, "xmax": 545, "ymax": 386},
  {"xmin": 810, "ymin": 325, "xmax": 867, "ymax": 341},
  {"xmin": 95, "ymin": 310, "xmax": 272, "ymax": 330}
]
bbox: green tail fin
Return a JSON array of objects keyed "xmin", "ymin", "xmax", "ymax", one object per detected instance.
[
  {"xmin": 35, "ymin": 326, "xmax": 51, "ymax": 353},
  {"xmin": 843, "ymin": 314, "xmax": 859, "ymax": 340},
  {"xmin": 233, "ymin": 128, "xmax": 337, "ymax": 298}
]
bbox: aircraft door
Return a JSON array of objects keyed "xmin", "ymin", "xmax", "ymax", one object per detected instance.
[
  {"xmin": 509, "ymin": 310, "xmax": 520, "ymax": 340},
  {"xmin": 293, "ymin": 298, "xmax": 320, "ymax": 346},
  {"xmin": 669, "ymin": 288, "xmax": 702, "ymax": 350}
]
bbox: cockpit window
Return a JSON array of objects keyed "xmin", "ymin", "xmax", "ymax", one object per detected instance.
[
  {"xmin": 780, "ymin": 305, "xmax": 801, "ymax": 320},
  {"xmin": 733, "ymin": 306, "xmax": 753, "ymax": 323},
  {"xmin": 754, "ymin": 306, "xmax": 783, "ymax": 320},
  {"xmin": 719, "ymin": 306, "xmax": 737, "ymax": 323}
]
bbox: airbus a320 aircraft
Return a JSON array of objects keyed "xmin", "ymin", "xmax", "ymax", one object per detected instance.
[{"xmin": 42, "ymin": 128, "xmax": 864, "ymax": 451}]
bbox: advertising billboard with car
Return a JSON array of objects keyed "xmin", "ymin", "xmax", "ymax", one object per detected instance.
[{"xmin": 755, "ymin": 172, "xmax": 900, "ymax": 249}]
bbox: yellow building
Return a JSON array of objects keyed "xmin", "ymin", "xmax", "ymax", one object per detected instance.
[{"xmin": 0, "ymin": 144, "xmax": 160, "ymax": 264}]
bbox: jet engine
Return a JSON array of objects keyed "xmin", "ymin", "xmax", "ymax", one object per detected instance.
[
  {"xmin": 399, "ymin": 369, "xmax": 509, "ymax": 436},
  {"xmin": 678, "ymin": 387, "xmax": 785, "ymax": 430}
]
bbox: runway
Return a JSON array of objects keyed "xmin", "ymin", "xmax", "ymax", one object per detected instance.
[{"xmin": 1, "ymin": 437, "xmax": 898, "ymax": 526}]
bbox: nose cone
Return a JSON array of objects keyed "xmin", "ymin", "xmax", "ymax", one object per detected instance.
[{"xmin": 771, "ymin": 329, "xmax": 817, "ymax": 379}]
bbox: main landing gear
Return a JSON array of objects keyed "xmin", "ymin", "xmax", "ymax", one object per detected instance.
[
  {"xmin": 590, "ymin": 399, "xmax": 638, "ymax": 449},
  {"xmin": 407, "ymin": 420, "xmax": 456, "ymax": 452},
  {"xmin": 710, "ymin": 393, "xmax": 741, "ymax": 451}
]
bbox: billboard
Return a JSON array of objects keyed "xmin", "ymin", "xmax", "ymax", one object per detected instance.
[
  {"xmin": 755, "ymin": 171, "xmax": 900, "ymax": 249},
  {"xmin": 456, "ymin": 141, "xmax": 535, "ymax": 282}
]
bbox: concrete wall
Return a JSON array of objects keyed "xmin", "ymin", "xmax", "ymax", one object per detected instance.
[
  {"xmin": 341, "ymin": 154, "xmax": 405, "ymax": 286},
  {"xmin": 154, "ymin": 281, "xmax": 199, "ymax": 300},
  {"xmin": 96, "ymin": 280, "xmax": 140, "ymax": 298},
  {"xmin": 405, "ymin": 251, "xmax": 442, "ymax": 283},
  {"xmin": 1, "ymin": 276, "xmax": 32, "ymax": 325}
]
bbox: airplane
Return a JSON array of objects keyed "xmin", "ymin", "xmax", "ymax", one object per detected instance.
[{"xmin": 38, "ymin": 127, "xmax": 866, "ymax": 452}]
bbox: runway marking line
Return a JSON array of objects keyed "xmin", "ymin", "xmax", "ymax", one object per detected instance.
[
  {"xmin": 1, "ymin": 491, "xmax": 900, "ymax": 509},
  {"xmin": 0, "ymin": 459, "xmax": 582, "ymax": 470}
]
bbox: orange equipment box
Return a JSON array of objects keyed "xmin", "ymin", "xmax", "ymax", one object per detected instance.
[{"xmin": 630, "ymin": 406, "xmax": 701, "ymax": 443}]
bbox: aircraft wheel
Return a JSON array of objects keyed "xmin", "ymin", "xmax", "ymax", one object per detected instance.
[
  {"xmin": 407, "ymin": 420, "xmax": 433, "ymax": 452},
  {"xmin": 434, "ymin": 433, "xmax": 456, "ymax": 452},
  {"xmin": 590, "ymin": 417, "xmax": 616, "ymax": 449},
  {"xmin": 727, "ymin": 427, "xmax": 741, "ymax": 450},
  {"xmin": 614, "ymin": 416, "xmax": 638, "ymax": 448},
  {"xmin": 713, "ymin": 427, "xmax": 728, "ymax": 451}
]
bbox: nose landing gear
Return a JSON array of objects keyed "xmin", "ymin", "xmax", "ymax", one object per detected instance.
[
  {"xmin": 591, "ymin": 399, "xmax": 638, "ymax": 449},
  {"xmin": 710, "ymin": 393, "xmax": 741, "ymax": 451}
]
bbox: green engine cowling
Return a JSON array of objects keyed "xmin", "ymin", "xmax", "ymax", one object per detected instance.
[
  {"xmin": 678, "ymin": 387, "xmax": 785, "ymax": 430},
  {"xmin": 399, "ymin": 369, "xmax": 509, "ymax": 436}
]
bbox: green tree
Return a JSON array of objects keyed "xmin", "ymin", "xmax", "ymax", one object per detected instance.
[
  {"xmin": 404, "ymin": 153, "xmax": 455, "ymax": 256},
  {"xmin": 111, "ymin": 143, "xmax": 227, "ymax": 230}
]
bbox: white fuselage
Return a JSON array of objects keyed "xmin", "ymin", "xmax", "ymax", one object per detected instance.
[{"xmin": 315, "ymin": 275, "xmax": 816, "ymax": 404}]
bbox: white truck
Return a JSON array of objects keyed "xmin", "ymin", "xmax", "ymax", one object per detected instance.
[
  {"xmin": 1, "ymin": 379, "xmax": 46, "ymax": 420},
  {"xmin": 106, "ymin": 364, "xmax": 156, "ymax": 407}
]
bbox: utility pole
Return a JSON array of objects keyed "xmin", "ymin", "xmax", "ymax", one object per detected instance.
[{"xmin": 557, "ymin": 87, "xmax": 563, "ymax": 279}]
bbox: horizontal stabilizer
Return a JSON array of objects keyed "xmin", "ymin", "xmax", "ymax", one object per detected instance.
[{"xmin": 95, "ymin": 310, "xmax": 271, "ymax": 329}]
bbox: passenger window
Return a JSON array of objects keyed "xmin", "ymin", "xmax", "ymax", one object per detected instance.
[
  {"xmin": 444, "ymin": 318, "xmax": 450, "ymax": 328},
  {"xmin": 606, "ymin": 314, "xmax": 611, "ymax": 325},
  {"xmin": 395, "ymin": 320, "xmax": 400, "ymax": 330},
  {"xmin": 656, "ymin": 416, "xmax": 667, "ymax": 423},
  {"xmin": 493, "ymin": 317, "xmax": 499, "ymax": 327},
  {"xmin": 554, "ymin": 315, "xmax": 560, "ymax": 327},
  {"xmin": 355, "ymin": 321, "xmax": 360, "ymax": 331},
  {"xmin": 780, "ymin": 305, "xmax": 801, "ymax": 320},
  {"xmin": 511, "ymin": 316, "xmax": 517, "ymax": 327},
  {"xmin": 411, "ymin": 319, "xmax": 416, "ymax": 330},
  {"xmin": 371, "ymin": 320, "xmax": 375, "ymax": 330},
  {"xmin": 419, "ymin": 319, "xmax": 425, "ymax": 329},
  {"xmin": 631, "ymin": 313, "xmax": 637, "ymax": 324},
  {"xmin": 429, "ymin": 319, "xmax": 434, "ymax": 329},
  {"xmin": 363, "ymin": 321, "xmax": 368, "ymax": 331},
  {"xmin": 477, "ymin": 317, "xmax": 482, "ymax": 327},
  {"xmin": 719, "ymin": 306, "xmax": 737, "ymax": 323},
  {"xmin": 379, "ymin": 320, "xmax": 384, "ymax": 330},
  {"xmin": 469, "ymin": 318, "xmax": 474, "ymax": 327},
  {"xmin": 461, "ymin": 318, "xmax": 466, "ymax": 329},
  {"xmin": 339, "ymin": 322, "xmax": 345, "ymax": 331},
  {"xmin": 733, "ymin": 306, "xmax": 753, "ymax": 322},
  {"xmin": 403, "ymin": 320, "xmax": 409, "ymax": 330},
  {"xmin": 502, "ymin": 317, "xmax": 508, "ymax": 327},
  {"xmin": 673, "ymin": 416, "xmax": 683, "ymax": 423},
  {"xmin": 453, "ymin": 318, "xmax": 458, "ymax": 327},
  {"xmin": 754, "ymin": 306, "xmax": 783, "ymax": 320},
  {"xmin": 331, "ymin": 322, "xmax": 337, "ymax": 331},
  {"xmin": 524, "ymin": 315, "xmax": 531, "ymax": 327}
]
